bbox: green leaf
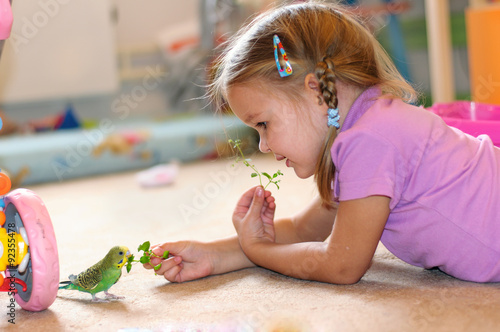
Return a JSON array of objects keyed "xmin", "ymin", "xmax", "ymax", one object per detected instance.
[
  {"xmin": 162, "ymin": 250, "xmax": 170, "ymax": 259},
  {"xmin": 154, "ymin": 263, "xmax": 162, "ymax": 271},
  {"xmin": 128, "ymin": 255, "xmax": 135, "ymax": 263},
  {"xmin": 262, "ymin": 172, "xmax": 272, "ymax": 180},
  {"xmin": 251, "ymin": 173, "xmax": 258, "ymax": 178},
  {"xmin": 126, "ymin": 263, "xmax": 132, "ymax": 273},
  {"xmin": 138, "ymin": 241, "xmax": 150, "ymax": 252},
  {"xmin": 139, "ymin": 255, "xmax": 151, "ymax": 264}
]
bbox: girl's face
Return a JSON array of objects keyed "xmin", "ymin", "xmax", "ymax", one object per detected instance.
[{"xmin": 226, "ymin": 83, "xmax": 329, "ymax": 179}]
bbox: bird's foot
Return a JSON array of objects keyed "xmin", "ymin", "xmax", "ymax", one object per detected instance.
[
  {"xmin": 104, "ymin": 291, "xmax": 124, "ymax": 300},
  {"xmin": 91, "ymin": 295, "xmax": 109, "ymax": 303}
]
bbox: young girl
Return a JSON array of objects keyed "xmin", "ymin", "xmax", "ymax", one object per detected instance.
[{"xmin": 145, "ymin": 1, "xmax": 500, "ymax": 284}]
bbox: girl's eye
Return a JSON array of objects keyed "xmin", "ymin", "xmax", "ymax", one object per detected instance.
[{"xmin": 256, "ymin": 122, "xmax": 267, "ymax": 129}]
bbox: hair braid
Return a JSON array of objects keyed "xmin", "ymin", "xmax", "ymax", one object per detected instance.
[
  {"xmin": 313, "ymin": 57, "xmax": 339, "ymax": 208},
  {"xmin": 315, "ymin": 57, "xmax": 338, "ymax": 109}
]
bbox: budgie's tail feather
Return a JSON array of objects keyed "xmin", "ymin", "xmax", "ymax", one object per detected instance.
[{"xmin": 59, "ymin": 280, "xmax": 74, "ymax": 290}]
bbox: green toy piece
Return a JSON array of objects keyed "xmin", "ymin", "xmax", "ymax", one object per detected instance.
[{"xmin": 59, "ymin": 246, "xmax": 131, "ymax": 302}]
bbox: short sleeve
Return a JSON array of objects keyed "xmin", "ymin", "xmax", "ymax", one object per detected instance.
[{"xmin": 331, "ymin": 129, "xmax": 406, "ymax": 210}]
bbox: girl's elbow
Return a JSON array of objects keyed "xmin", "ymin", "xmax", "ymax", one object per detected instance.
[
  {"xmin": 326, "ymin": 264, "xmax": 368, "ymax": 285},
  {"xmin": 337, "ymin": 273, "xmax": 363, "ymax": 285}
]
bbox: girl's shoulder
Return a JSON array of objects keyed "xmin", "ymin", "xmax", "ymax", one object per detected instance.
[{"xmin": 347, "ymin": 96, "xmax": 444, "ymax": 144}]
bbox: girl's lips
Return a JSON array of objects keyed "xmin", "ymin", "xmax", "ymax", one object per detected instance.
[{"xmin": 286, "ymin": 159, "xmax": 290, "ymax": 167}]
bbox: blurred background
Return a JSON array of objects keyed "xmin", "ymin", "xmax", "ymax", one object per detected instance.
[
  {"xmin": 0, "ymin": 0, "xmax": 472, "ymax": 121},
  {"xmin": 0, "ymin": 0, "xmax": 494, "ymax": 186}
]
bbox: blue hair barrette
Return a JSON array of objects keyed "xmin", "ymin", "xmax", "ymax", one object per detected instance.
[
  {"xmin": 327, "ymin": 108, "xmax": 340, "ymax": 129},
  {"xmin": 273, "ymin": 35, "xmax": 293, "ymax": 77}
]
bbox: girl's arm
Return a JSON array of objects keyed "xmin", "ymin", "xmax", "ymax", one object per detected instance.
[
  {"xmin": 234, "ymin": 187, "xmax": 390, "ymax": 284},
  {"xmin": 274, "ymin": 195, "xmax": 337, "ymax": 244},
  {"xmin": 151, "ymin": 191, "xmax": 337, "ymax": 282}
]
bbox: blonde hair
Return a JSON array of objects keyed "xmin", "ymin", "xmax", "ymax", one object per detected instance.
[{"xmin": 209, "ymin": 0, "xmax": 417, "ymax": 207}]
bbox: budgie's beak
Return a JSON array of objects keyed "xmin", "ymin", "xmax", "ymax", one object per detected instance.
[{"xmin": 126, "ymin": 250, "xmax": 131, "ymax": 258}]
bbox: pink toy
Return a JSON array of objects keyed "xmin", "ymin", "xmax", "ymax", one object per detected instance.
[
  {"xmin": 0, "ymin": 172, "xmax": 60, "ymax": 312},
  {"xmin": 0, "ymin": 0, "xmax": 13, "ymax": 40},
  {"xmin": 427, "ymin": 101, "xmax": 500, "ymax": 147}
]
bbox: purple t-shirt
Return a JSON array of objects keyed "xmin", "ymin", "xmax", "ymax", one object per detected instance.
[{"xmin": 331, "ymin": 87, "xmax": 500, "ymax": 282}]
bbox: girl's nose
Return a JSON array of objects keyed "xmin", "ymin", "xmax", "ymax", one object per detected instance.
[{"xmin": 259, "ymin": 137, "xmax": 271, "ymax": 153}]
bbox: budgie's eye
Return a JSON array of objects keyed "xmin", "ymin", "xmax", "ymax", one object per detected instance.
[{"xmin": 119, "ymin": 251, "xmax": 123, "ymax": 255}]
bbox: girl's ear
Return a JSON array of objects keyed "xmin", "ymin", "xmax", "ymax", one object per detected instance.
[
  {"xmin": 304, "ymin": 73, "xmax": 324, "ymax": 107},
  {"xmin": 304, "ymin": 73, "xmax": 321, "ymax": 93}
]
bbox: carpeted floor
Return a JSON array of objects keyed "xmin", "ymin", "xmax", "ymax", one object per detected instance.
[{"xmin": 3, "ymin": 153, "xmax": 500, "ymax": 331}]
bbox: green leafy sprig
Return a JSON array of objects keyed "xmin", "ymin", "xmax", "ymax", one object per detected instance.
[
  {"xmin": 228, "ymin": 138, "xmax": 283, "ymax": 190},
  {"xmin": 126, "ymin": 241, "xmax": 169, "ymax": 273}
]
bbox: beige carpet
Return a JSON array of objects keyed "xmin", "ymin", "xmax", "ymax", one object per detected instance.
[{"xmin": 3, "ymin": 153, "xmax": 500, "ymax": 331}]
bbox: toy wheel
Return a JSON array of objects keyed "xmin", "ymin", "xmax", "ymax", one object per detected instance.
[{"xmin": 5, "ymin": 189, "xmax": 59, "ymax": 312}]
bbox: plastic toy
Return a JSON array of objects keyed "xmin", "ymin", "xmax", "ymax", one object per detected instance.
[
  {"xmin": 59, "ymin": 246, "xmax": 130, "ymax": 302},
  {"xmin": 427, "ymin": 101, "xmax": 500, "ymax": 147},
  {"xmin": 0, "ymin": 170, "xmax": 60, "ymax": 311}
]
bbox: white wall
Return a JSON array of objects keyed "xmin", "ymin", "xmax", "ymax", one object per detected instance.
[
  {"xmin": 113, "ymin": 0, "xmax": 199, "ymax": 48},
  {"xmin": 0, "ymin": 0, "xmax": 118, "ymax": 103},
  {"xmin": 0, "ymin": 0, "xmax": 200, "ymax": 106}
]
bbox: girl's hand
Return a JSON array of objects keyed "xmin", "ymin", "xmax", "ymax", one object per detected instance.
[
  {"xmin": 232, "ymin": 186, "xmax": 276, "ymax": 249},
  {"xmin": 144, "ymin": 241, "xmax": 214, "ymax": 283}
]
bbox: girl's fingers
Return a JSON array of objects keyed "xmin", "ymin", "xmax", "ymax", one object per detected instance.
[
  {"xmin": 162, "ymin": 264, "xmax": 183, "ymax": 283},
  {"xmin": 151, "ymin": 256, "xmax": 182, "ymax": 276}
]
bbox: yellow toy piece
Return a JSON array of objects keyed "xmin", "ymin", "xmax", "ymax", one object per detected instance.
[{"xmin": 0, "ymin": 228, "xmax": 28, "ymax": 271}]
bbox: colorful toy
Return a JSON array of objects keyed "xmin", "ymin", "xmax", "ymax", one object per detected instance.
[
  {"xmin": 0, "ymin": 171, "xmax": 60, "ymax": 311},
  {"xmin": 59, "ymin": 246, "xmax": 131, "ymax": 302},
  {"xmin": 92, "ymin": 130, "xmax": 151, "ymax": 159},
  {"xmin": 29, "ymin": 105, "xmax": 81, "ymax": 132}
]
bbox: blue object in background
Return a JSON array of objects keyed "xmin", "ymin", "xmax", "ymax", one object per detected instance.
[
  {"xmin": 382, "ymin": 0, "xmax": 411, "ymax": 82},
  {"xmin": 0, "ymin": 115, "xmax": 255, "ymax": 185},
  {"xmin": 342, "ymin": 0, "xmax": 412, "ymax": 83},
  {"xmin": 55, "ymin": 104, "xmax": 80, "ymax": 130}
]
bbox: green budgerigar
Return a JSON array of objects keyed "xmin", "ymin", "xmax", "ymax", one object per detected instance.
[{"xmin": 59, "ymin": 246, "xmax": 131, "ymax": 302}]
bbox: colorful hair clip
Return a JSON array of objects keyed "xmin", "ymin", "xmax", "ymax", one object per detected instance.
[{"xmin": 273, "ymin": 35, "xmax": 293, "ymax": 77}]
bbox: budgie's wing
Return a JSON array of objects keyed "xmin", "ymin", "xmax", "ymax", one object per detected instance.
[{"xmin": 73, "ymin": 264, "xmax": 103, "ymax": 290}]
